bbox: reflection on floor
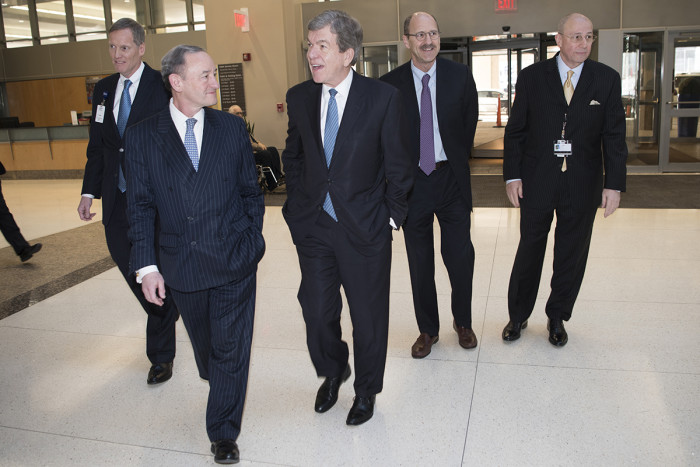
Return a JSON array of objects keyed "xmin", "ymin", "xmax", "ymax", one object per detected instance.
[{"xmin": 1, "ymin": 180, "xmax": 699, "ymax": 465}]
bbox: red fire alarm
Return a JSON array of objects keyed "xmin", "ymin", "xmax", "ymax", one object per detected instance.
[
  {"xmin": 276, "ymin": 103, "xmax": 284, "ymax": 112},
  {"xmin": 243, "ymin": 53, "xmax": 251, "ymax": 62}
]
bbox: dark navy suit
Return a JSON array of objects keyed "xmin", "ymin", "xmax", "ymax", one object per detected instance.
[
  {"xmin": 282, "ymin": 71, "xmax": 413, "ymax": 397},
  {"xmin": 81, "ymin": 63, "xmax": 178, "ymax": 365},
  {"xmin": 503, "ymin": 54, "xmax": 627, "ymax": 322},
  {"xmin": 381, "ymin": 58, "xmax": 479, "ymax": 335},
  {"xmin": 125, "ymin": 106, "xmax": 265, "ymax": 442}
]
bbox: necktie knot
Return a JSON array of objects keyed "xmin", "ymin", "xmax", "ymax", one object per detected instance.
[
  {"xmin": 186, "ymin": 118, "xmax": 197, "ymax": 131},
  {"xmin": 123, "ymin": 79, "xmax": 132, "ymax": 91},
  {"xmin": 329, "ymin": 88, "xmax": 337, "ymax": 99},
  {"xmin": 566, "ymin": 70, "xmax": 574, "ymax": 80},
  {"xmin": 422, "ymin": 74, "xmax": 430, "ymax": 88}
]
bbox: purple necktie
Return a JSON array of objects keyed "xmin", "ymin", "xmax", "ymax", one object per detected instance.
[{"xmin": 419, "ymin": 74, "xmax": 435, "ymax": 175}]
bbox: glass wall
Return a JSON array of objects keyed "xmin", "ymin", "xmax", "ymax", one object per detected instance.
[{"xmin": 2, "ymin": 0, "xmax": 205, "ymax": 48}]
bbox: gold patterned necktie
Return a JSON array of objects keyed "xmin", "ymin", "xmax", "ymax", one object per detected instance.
[{"xmin": 564, "ymin": 70, "xmax": 574, "ymax": 105}]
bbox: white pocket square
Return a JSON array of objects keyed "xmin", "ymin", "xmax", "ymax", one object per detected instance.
[{"xmin": 589, "ymin": 100, "xmax": 601, "ymax": 105}]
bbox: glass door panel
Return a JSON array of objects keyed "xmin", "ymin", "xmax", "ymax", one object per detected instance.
[
  {"xmin": 660, "ymin": 31, "xmax": 700, "ymax": 171},
  {"xmin": 622, "ymin": 32, "xmax": 663, "ymax": 167}
]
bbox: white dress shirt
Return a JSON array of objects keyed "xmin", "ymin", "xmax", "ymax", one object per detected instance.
[{"xmin": 320, "ymin": 70, "xmax": 353, "ymax": 145}]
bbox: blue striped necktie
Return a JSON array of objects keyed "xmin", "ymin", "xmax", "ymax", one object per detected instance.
[
  {"xmin": 184, "ymin": 118, "xmax": 199, "ymax": 171},
  {"xmin": 323, "ymin": 88, "xmax": 338, "ymax": 221},
  {"xmin": 116, "ymin": 79, "xmax": 132, "ymax": 192}
]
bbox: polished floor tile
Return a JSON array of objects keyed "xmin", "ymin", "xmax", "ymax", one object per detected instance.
[{"xmin": 1, "ymin": 180, "xmax": 699, "ymax": 466}]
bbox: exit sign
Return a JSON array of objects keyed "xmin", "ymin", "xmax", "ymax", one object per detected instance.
[{"xmin": 495, "ymin": 0, "xmax": 517, "ymax": 12}]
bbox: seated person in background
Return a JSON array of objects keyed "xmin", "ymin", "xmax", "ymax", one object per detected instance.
[{"xmin": 228, "ymin": 105, "xmax": 284, "ymax": 183}]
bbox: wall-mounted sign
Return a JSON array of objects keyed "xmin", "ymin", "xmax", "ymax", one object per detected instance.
[
  {"xmin": 495, "ymin": 0, "xmax": 517, "ymax": 12},
  {"xmin": 218, "ymin": 63, "xmax": 245, "ymax": 113}
]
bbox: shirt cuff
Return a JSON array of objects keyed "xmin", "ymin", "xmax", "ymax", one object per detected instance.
[
  {"xmin": 81, "ymin": 194, "xmax": 95, "ymax": 199},
  {"xmin": 389, "ymin": 218, "xmax": 397, "ymax": 230},
  {"xmin": 506, "ymin": 179, "xmax": 521, "ymax": 184},
  {"xmin": 135, "ymin": 265, "xmax": 159, "ymax": 283}
]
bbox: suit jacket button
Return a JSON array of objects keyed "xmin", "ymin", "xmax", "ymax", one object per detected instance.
[
  {"xmin": 190, "ymin": 241, "xmax": 196, "ymax": 246},
  {"xmin": 119, "ymin": 148, "xmax": 124, "ymax": 152}
]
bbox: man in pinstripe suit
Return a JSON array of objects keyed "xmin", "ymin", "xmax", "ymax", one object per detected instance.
[
  {"xmin": 502, "ymin": 13, "xmax": 627, "ymax": 347},
  {"xmin": 125, "ymin": 45, "xmax": 265, "ymax": 464}
]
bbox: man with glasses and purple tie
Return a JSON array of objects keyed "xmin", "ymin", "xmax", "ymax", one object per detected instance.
[
  {"xmin": 77, "ymin": 18, "xmax": 178, "ymax": 386},
  {"xmin": 381, "ymin": 12, "xmax": 479, "ymax": 359},
  {"xmin": 282, "ymin": 10, "xmax": 413, "ymax": 426},
  {"xmin": 501, "ymin": 13, "xmax": 627, "ymax": 347}
]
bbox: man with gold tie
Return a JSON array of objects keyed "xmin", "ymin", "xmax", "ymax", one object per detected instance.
[{"xmin": 502, "ymin": 13, "xmax": 627, "ymax": 347}]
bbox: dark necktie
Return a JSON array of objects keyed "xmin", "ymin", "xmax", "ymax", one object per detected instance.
[
  {"xmin": 116, "ymin": 79, "xmax": 132, "ymax": 192},
  {"xmin": 184, "ymin": 118, "xmax": 199, "ymax": 171},
  {"xmin": 419, "ymin": 74, "xmax": 436, "ymax": 175},
  {"xmin": 323, "ymin": 88, "xmax": 338, "ymax": 221}
]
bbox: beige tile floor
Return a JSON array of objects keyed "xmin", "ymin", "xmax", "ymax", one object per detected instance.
[{"xmin": 1, "ymin": 179, "xmax": 699, "ymax": 466}]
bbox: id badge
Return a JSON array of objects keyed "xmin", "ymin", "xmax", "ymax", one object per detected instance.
[
  {"xmin": 95, "ymin": 105, "xmax": 106, "ymax": 123},
  {"xmin": 553, "ymin": 140, "xmax": 572, "ymax": 158}
]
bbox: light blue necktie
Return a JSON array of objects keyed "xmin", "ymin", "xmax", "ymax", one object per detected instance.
[
  {"xmin": 323, "ymin": 88, "xmax": 338, "ymax": 221},
  {"xmin": 184, "ymin": 118, "xmax": 199, "ymax": 171},
  {"xmin": 116, "ymin": 79, "xmax": 131, "ymax": 192}
]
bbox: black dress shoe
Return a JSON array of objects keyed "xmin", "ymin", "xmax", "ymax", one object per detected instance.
[
  {"xmin": 19, "ymin": 243, "xmax": 42, "ymax": 262},
  {"xmin": 346, "ymin": 395, "xmax": 376, "ymax": 426},
  {"xmin": 314, "ymin": 364, "xmax": 351, "ymax": 413},
  {"xmin": 547, "ymin": 318, "xmax": 568, "ymax": 347},
  {"xmin": 502, "ymin": 320, "xmax": 528, "ymax": 341},
  {"xmin": 147, "ymin": 362, "xmax": 173, "ymax": 385},
  {"xmin": 211, "ymin": 439, "xmax": 239, "ymax": 464}
]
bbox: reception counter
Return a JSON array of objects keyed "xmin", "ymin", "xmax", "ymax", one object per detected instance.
[{"xmin": 0, "ymin": 126, "xmax": 89, "ymax": 178}]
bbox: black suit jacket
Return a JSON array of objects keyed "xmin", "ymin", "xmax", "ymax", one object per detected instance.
[
  {"xmin": 282, "ymin": 71, "xmax": 413, "ymax": 250},
  {"xmin": 503, "ymin": 54, "xmax": 627, "ymax": 210},
  {"xmin": 81, "ymin": 63, "xmax": 170, "ymax": 225},
  {"xmin": 125, "ymin": 107, "xmax": 265, "ymax": 293},
  {"xmin": 380, "ymin": 58, "xmax": 479, "ymax": 207}
]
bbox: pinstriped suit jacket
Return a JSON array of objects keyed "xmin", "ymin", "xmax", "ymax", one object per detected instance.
[
  {"xmin": 125, "ymin": 107, "xmax": 265, "ymax": 293},
  {"xmin": 503, "ymin": 54, "xmax": 627, "ymax": 211}
]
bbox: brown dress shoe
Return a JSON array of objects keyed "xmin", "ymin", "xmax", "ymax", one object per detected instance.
[
  {"xmin": 411, "ymin": 333, "xmax": 439, "ymax": 358},
  {"xmin": 453, "ymin": 320, "xmax": 477, "ymax": 349}
]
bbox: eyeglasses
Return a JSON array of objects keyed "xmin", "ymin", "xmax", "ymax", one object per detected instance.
[
  {"xmin": 406, "ymin": 30, "xmax": 440, "ymax": 41},
  {"xmin": 560, "ymin": 33, "xmax": 597, "ymax": 44}
]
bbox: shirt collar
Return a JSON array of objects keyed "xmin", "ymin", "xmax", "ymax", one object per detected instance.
[
  {"xmin": 410, "ymin": 60, "xmax": 437, "ymax": 82},
  {"xmin": 323, "ymin": 69, "xmax": 353, "ymax": 97},
  {"xmin": 556, "ymin": 54, "xmax": 584, "ymax": 81},
  {"xmin": 169, "ymin": 98, "xmax": 205, "ymax": 129},
  {"xmin": 120, "ymin": 62, "xmax": 145, "ymax": 87}
]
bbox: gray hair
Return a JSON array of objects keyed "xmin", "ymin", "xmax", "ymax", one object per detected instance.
[
  {"xmin": 308, "ymin": 10, "xmax": 363, "ymax": 66},
  {"xmin": 403, "ymin": 12, "xmax": 440, "ymax": 36},
  {"xmin": 161, "ymin": 44, "xmax": 206, "ymax": 91},
  {"xmin": 109, "ymin": 18, "xmax": 145, "ymax": 46}
]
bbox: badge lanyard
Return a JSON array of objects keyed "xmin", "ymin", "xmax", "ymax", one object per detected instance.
[{"xmin": 554, "ymin": 112, "xmax": 571, "ymax": 172}]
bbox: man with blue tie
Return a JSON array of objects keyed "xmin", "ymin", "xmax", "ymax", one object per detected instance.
[
  {"xmin": 381, "ymin": 12, "xmax": 479, "ymax": 358},
  {"xmin": 282, "ymin": 10, "xmax": 413, "ymax": 426},
  {"xmin": 125, "ymin": 45, "xmax": 265, "ymax": 464},
  {"xmin": 77, "ymin": 18, "xmax": 178, "ymax": 385}
]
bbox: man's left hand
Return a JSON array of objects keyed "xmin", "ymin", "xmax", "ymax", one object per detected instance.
[{"xmin": 601, "ymin": 189, "xmax": 621, "ymax": 218}]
